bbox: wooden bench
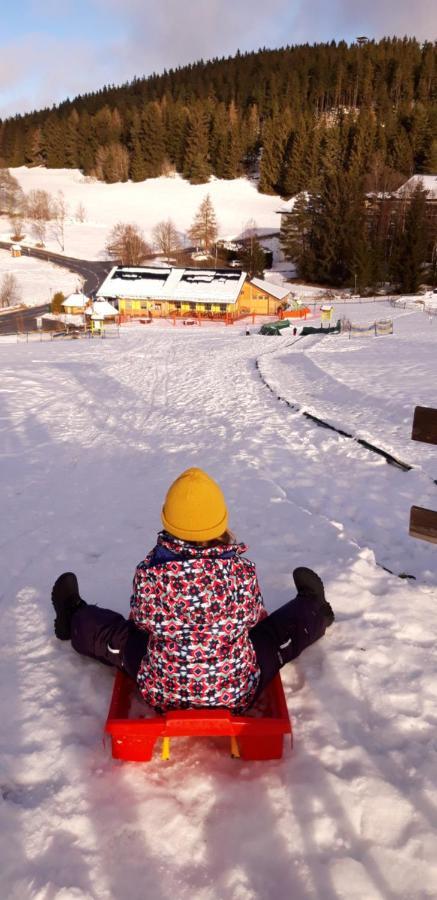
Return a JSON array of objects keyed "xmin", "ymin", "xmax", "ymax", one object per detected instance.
[{"xmin": 409, "ymin": 405, "xmax": 437, "ymax": 544}]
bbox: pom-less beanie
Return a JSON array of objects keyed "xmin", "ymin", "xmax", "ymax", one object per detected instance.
[{"xmin": 161, "ymin": 467, "xmax": 228, "ymax": 542}]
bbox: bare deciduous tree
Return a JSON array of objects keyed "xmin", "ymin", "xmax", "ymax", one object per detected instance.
[
  {"xmin": 105, "ymin": 222, "xmax": 152, "ymax": 265},
  {"xmin": 188, "ymin": 194, "xmax": 218, "ymax": 251},
  {"xmin": 240, "ymin": 217, "xmax": 266, "ymax": 277},
  {"xmin": 52, "ymin": 191, "xmax": 68, "ymax": 251},
  {"xmin": 0, "ymin": 273, "xmax": 21, "ymax": 308},
  {"xmin": 152, "ymin": 218, "xmax": 182, "ymax": 262},
  {"xmin": 0, "ymin": 169, "xmax": 24, "ymax": 216},
  {"xmin": 95, "ymin": 143, "xmax": 129, "ymax": 183},
  {"xmin": 9, "ymin": 214, "xmax": 25, "ymax": 242},
  {"xmin": 26, "ymin": 189, "xmax": 53, "ymax": 245},
  {"xmin": 76, "ymin": 202, "xmax": 87, "ymax": 223}
]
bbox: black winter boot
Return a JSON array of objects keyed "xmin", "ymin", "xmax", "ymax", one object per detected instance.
[
  {"xmin": 293, "ymin": 567, "xmax": 335, "ymax": 627},
  {"xmin": 52, "ymin": 572, "xmax": 86, "ymax": 640}
]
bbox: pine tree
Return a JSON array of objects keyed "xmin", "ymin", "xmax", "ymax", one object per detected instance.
[
  {"xmin": 344, "ymin": 174, "xmax": 372, "ymax": 291},
  {"xmin": 163, "ymin": 101, "xmax": 188, "ymax": 171},
  {"xmin": 77, "ymin": 111, "xmax": 97, "ymax": 174},
  {"xmin": 188, "ymin": 194, "xmax": 218, "ymax": 250},
  {"xmin": 396, "ymin": 185, "xmax": 429, "ymax": 293},
  {"xmin": 210, "ymin": 103, "xmax": 228, "ymax": 177},
  {"xmin": 280, "ymin": 193, "xmax": 317, "ymax": 282},
  {"xmin": 141, "ymin": 104, "xmax": 165, "ymax": 178},
  {"xmin": 223, "ymin": 124, "xmax": 242, "ymax": 179},
  {"xmin": 280, "ymin": 119, "xmax": 308, "ymax": 197},
  {"xmin": 183, "ymin": 107, "xmax": 211, "ymax": 184},
  {"xmin": 128, "ymin": 112, "xmax": 148, "ymax": 181},
  {"xmin": 64, "ymin": 110, "xmax": 80, "ymax": 167},
  {"xmin": 388, "ymin": 128, "xmax": 414, "ymax": 176},
  {"xmin": 24, "ymin": 126, "xmax": 44, "ymax": 166},
  {"xmin": 43, "ymin": 115, "xmax": 65, "ymax": 167},
  {"xmin": 258, "ymin": 111, "xmax": 291, "ymax": 194}
]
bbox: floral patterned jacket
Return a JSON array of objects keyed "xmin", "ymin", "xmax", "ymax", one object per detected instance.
[{"xmin": 130, "ymin": 532, "xmax": 266, "ymax": 711}]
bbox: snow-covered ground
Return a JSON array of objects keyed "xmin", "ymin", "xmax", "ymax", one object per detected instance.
[
  {"xmin": 261, "ymin": 302, "xmax": 437, "ymax": 480},
  {"xmin": 1, "ymin": 309, "xmax": 437, "ymax": 899},
  {"xmin": 0, "ymin": 248, "xmax": 82, "ymax": 309},
  {"xmin": 2, "ymin": 167, "xmax": 283, "ymax": 261}
]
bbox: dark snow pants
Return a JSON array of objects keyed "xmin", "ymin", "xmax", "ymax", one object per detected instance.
[
  {"xmin": 71, "ymin": 606, "xmax": 148, "ymax": 680},
  {"xmin": 70, "ymin": 593, "xmax": 330, "ymax": 699}
]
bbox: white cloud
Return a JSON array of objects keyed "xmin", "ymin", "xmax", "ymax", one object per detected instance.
[
  {"xmin": 1, "ymin": 0, "xmax": 435, "ymax": 118},
  {"xmin": 290, "ymin": 0, "xmax": 436, "ymax": 43}
]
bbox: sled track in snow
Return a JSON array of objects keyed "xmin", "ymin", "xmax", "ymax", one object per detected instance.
[{"xmin": 255, "ymin": 337, "xmax": 414, "ymax": 474}]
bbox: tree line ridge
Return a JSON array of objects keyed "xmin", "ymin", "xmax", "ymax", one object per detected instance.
[{"xmin": 0, "ymin": 39, "xmax": 435, "ymax": 193}]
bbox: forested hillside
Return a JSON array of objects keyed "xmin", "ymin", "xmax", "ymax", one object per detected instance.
[{"xmin": 0, "ymin": 39, "xmax": 436, "ymax": 194}]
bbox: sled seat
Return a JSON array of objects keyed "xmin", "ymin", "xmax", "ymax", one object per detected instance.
[{"xmin": 105, "ymin": 669, "xmax": 292, "ymax": 762}]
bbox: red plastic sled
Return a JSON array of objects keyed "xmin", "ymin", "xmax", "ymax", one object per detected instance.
[{"xmin": 105, "ymin": 669, "xmax": 293, "ymax": 762}]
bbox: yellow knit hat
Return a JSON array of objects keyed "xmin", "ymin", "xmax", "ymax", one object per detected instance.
[{"xmin": 161, "ymin": 468, "xmax": 228, "ymax": 542}]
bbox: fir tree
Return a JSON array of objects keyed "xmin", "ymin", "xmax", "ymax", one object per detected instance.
[
  {"xmin": 210, "ymin": 104, "xmax": 229, "ymax": 177},
  {"xmin": 258, "ymin": 111, "xmax": 291, "ymax": 194},
  {"xmin": 141, "ymin": 104, "xmax": 165, "ymax": 178},
  {"xmin": 183, "ymin": 107, "xmax": 211, "ymax": 184},
  {"xmin": 280, "ymin": 193, "xmax": 317, "ymax": 282},
  {"xmin": 188, "ymin": 194, "xmax": 218, "ymax": 250},
  {"xmin": 396, "ymin": 185, "xmax": 429, "ymax": 293},
  {"xmin": 280, "ymin": 119, "xmax": 308, "ymax": 197}
]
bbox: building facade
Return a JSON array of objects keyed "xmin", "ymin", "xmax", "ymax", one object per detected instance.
[{"xmin": 96, "ymin": 266, "xmax": 291, "ymax": 320}]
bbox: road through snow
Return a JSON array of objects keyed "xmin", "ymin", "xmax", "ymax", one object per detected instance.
[{"xmin": 1, "ymin": 324, "xmax": 437, "ymax": 899}]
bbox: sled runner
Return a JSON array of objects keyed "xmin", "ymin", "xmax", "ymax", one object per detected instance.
[{"xmin": 105, "ymin": 669, "xmax": 293, "ymax": 762}]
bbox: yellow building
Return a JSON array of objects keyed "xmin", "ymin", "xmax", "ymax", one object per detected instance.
[
  {"xmin": 96, "ymin": 266, "xmax": 292, "ymax": 320},
  {"xmin": 61, "ymin": 291, "xmax": 90, "ymax": 315},
  {"xmin": 97, "ymin": 266, "xmax": 248, "ymax": 319},
  {"xmin": 239, "ymin": 277, "xmax": 291, "ymax": 315}
]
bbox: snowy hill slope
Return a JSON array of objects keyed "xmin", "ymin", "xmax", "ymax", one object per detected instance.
[
  {"xmin": 1, "ymin": 316, "xmax": 437, "ymax": 899},
  {"xmin": 3, "ymin": 168, "xmax": 283, "ymax": 261}
]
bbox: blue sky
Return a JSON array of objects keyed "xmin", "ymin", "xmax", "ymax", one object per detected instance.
[{"xmin": 1, "ymin": 0, "xmax": 435, "ymax": 118}]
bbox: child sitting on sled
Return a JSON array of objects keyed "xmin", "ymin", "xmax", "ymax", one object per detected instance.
[{"xmin": 52, "ymin": 468, "xmax": 334, "ymax": 712}]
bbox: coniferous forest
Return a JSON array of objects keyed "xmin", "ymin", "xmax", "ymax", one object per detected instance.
[
  {"xmin": 1, "ymin": 38, "xmax": 436, "ymax": 291},
  {"xmin": 0, "ymin": 39, "xmax": 435, "ymax": 193}
]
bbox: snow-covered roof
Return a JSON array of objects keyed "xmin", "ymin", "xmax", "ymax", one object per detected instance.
[
  {"xmin": 97, "ymin": 266, "xmax": 247, "ymax": 306},
  {"xmin": 395, "ymin": 175, "xmax": 437, "ymax": 200},
  {"xmin": 250, "ymin": 277, "xmax": 291, "ymax": 301},
  {"xmin": 42, "ymin": 313, "xmax": 84, "ymax": 325},
  {"xmin": 86, "ymin": 299, "xmax": 118, "ymax": 318},
  {"xmin": 62, "ymin": 291, "xmax": 89, "ymax": 308}
]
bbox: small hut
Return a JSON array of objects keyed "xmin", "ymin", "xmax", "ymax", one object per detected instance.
[
  {"xmin": 11, "ymin": 244, "xmax": 22, "ymax": 258},
  {"xmin": 62, "ymin": 292, "xmax": 90, "ymax": 315}
]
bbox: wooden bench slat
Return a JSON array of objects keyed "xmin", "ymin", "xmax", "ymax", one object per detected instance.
[
  {"xmin": 412, "ymin": 406, "xmax": 437, "ymax": 446},
  {"xmin": 409, "ymin": 505, "xmax": 437, "ymax": 544}
]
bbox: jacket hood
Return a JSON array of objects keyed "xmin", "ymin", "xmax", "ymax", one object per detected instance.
[{"xmin": 157, "ymin": 531, "xmax": 247, "ymax": 559}]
